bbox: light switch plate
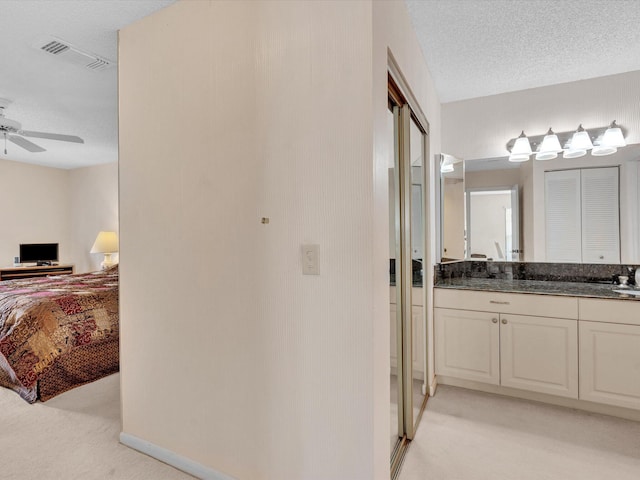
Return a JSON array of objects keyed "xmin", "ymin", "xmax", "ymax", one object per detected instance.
[{"xmin": 302, "ymin": 244, "xmax": 319, "ymax": 275}]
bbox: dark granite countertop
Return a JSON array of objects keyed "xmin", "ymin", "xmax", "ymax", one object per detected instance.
[{"xmin": 434, "ymin": 278, "xmax": 640, "ymax": 301}]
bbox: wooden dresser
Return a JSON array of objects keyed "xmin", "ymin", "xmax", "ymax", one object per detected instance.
[{"xmin": 0, "ymin": 264, "xmax": 74, "ymax": 281}]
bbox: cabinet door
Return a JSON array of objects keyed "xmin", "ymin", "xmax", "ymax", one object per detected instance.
[
  {"xmin": 545, "ymin": 169, "xmax": 581, "ymax": 262},
  {"xmin": 581, "ymin": 167, "xmax": 620, "ymax": 263},
  {"xmin": 500, "ymin": 314, "xmax": 578, "ymax": 398},
  {"xmin": 435, "ymin": 308, "xmax": 499, "ymax": 384},
  {"xmin": 580, "ymin": 321, "xmax": 640, "ymax": 410}
]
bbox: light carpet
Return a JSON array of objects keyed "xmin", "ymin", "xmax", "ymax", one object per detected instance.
[
  {"xmin": 0, "ymin": 373, "xmax": 194, "ymax": 480},
  {"xmin": 400, "ymin": 385, "xmax": 640, "ymax": 480}
]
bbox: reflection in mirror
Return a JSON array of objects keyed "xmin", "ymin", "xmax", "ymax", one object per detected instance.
[
  {"xmin": 439, "ymin": 144, "xmax": 640, "ymax": 264},
  {"xmin": 466, "ymin": 185, "xmax": 520, "ymax": 261},
  {"xmin": 439, "ymin": 154, "xmax": 464, "ymax": 262}
]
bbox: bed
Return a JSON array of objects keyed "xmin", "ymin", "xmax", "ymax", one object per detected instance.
[{"xmin": 0, "ymin": 265, "xmax": 119, "ymax": 403}]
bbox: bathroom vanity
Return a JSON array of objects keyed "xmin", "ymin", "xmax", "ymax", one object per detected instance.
[{"xmin": 434, "ymin": 269, "xmax": 640, "ymax": 419}]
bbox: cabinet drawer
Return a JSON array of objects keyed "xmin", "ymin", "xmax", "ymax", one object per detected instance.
[
  {"xmin": 579, "ymin": 298, "xmax": 640, "ymax": 326},
  {"xmin": 434, "ymin": 288, "xmax": 578, "ymax": 319}
]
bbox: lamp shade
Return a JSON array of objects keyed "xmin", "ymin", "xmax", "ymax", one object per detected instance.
[
  {"xmin": 538, "ymin": 128, "xmax": 562, "ymax": 153},
  {"xmin": 570, "ymin": 126, "xmax": 593, "ymax": 150},
  {"xmin": 90, "ymin": 231, "xmax": 119, "ymax": 254},
  {"xmin": 591, "ymin": 145, "xmax": 617, "ymax": 156},
  {"xmin": 440, "ymin": 155, "xmax": 454, "ymax": 173},
  {"xmin": 511, "ymin": 131, "xmax": 532, "ymax": 155},
  {"xmin": 509, "ymin": 153, "xmax": 530, "ymax": 162},
  {"xmin": 440, "ymin": 162, "xmax": 454, "ymax": 173},
  {"xmin": 563, "ymin": 149, "xmax": 587, "ymax": 159},
  {"xmin": 601, "ymin": 121, "xmax": 626, "ymax": 148}
]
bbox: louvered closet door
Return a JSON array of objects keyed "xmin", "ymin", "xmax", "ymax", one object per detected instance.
[
  {"xmin": 581, "ymin": 167, "xmax": 620, "ymax": 263},
  {"xmin": 545, "ymin": 170, "xmax": 581, "ymax": 262}
]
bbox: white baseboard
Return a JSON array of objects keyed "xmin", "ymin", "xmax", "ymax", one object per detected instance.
[
  {"xmin": 429, "ymin": 376, "xmax": 438, "ymax": 397},
  {"xmin": 119, "ymin": 432, "xmax": 237, "ymax": 480}
]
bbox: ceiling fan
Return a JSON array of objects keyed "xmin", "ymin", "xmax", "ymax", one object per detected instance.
[{"xmin": 0, "ymin": 98, "xmax": 84, "ymax": 154}]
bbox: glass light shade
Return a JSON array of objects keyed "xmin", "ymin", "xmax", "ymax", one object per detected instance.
[
  {"xmin": 570, "ymin": 130, "xmax": 593, "ymax": 150},
  {"xmin": 440, "ymin": 162, "xmax": 454, "ymax": 173},
  {"xmin": 509, "ymin": 153, "xmax": 530, "ymax": 162},
  {"xmin": 538, "ymin": 129, "xmax": 562, "ymax": 154},
  {"xmin": 563, "ymin": 149, "xmax": 587, "ymax": 159},
  {"xmin": 535, "ymin": 151, "xmax": 558, "ymax": 161},
  {"xmin": 90, "ymin": 231, "xmax": 119, "ymax": 253},
  {"xmin": 511, "ymin": 132, "xmax": 532, "ymax": 155},
  {"xmin": 601, "ymin": 126, "xmax": 626, "ymax": 148},
  {"xmin": 591, "ymin": 145, "xmax": 617, "ymax": 156}
]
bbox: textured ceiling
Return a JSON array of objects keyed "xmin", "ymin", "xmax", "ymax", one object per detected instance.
[
  {"xmin": 0, "ymin": 0, "xmax": 176, "ymax": 169},
  {"xmin": 405, "ymin": 0, "xmax": 640, "ymax": 103},
  {"xmin": 6, "ymin": 1, "xmax": 640, "ymax": 168}
]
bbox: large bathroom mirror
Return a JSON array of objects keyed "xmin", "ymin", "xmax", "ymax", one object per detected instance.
[{"xmin": 439, "ymin": 145, "xmax": 640, "ymax": 264}]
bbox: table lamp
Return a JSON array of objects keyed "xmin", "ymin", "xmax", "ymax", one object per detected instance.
[{"xmin": 90, "ymin": 231, "xmax": 119, "ymax": 270}]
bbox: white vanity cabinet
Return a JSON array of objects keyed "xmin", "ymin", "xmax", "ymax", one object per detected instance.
[
  {"xmin": 434, "ymin": 289, "xmax": 579, "ymax": 399},
  {"xmin": 578, "ymin": 298, "xmax": 640, "ymax": 410}
]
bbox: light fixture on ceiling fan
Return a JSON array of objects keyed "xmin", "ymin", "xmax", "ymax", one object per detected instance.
[{"xmin": 0, "ymin": 98, "xmax": 84, "ymax": 155}]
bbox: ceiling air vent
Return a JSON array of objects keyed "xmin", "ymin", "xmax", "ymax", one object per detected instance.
[{"xmin": 32, "ymin": 36, "xmax": 114, "ymax": 72}]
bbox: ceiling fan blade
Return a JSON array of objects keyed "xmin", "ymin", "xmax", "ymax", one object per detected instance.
[
  {"xmin": 8, "ymin": 135, "xmax": 46, "ymax": 153},
  {"xmin": 19, "ymin": 130, "xmax": 84, "ymax": 144}
]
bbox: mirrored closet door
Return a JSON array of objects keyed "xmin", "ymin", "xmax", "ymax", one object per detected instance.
[{"xmin": 389, "ymin": 73, "xmax": 428, "ymax": 473}]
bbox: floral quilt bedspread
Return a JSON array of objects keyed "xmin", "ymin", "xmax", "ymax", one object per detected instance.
[{"xmin": 0, "ymin": 266, "xmax": 118, "ymax": 402}]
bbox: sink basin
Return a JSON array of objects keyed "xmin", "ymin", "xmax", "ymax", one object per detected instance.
[{"xmin": 613, "ymin": 289, "xmax": 640, "ymax": 296}]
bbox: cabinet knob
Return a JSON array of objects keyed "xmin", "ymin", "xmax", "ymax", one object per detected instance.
[
  {"xmin": 492, "ymin": 318, "xmax": 498, "ymax": 324},
  {"xmin": 501, "ymin": 318, "xmax": 508, "ymax": 324}
]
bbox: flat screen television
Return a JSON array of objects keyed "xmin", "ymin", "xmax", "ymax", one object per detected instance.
[{"xmin": 19, "ymin": 243, "xmax": 59, "ymax": 266}]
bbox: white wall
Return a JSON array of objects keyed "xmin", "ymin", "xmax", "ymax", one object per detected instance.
[
  {"xmin": 442, "ymin": 70, "xmax": 640, "ymax": 161},
  {"xmin": 69, "ymin": 162, "xmax": 119, "ymax": 273},
  {"xmin": 119, "ymin": 1, "xmax": 440, "ymax": 479},
  {"xmin": 0, "ymin": 158, "xmax": 71, "ymax": 266},
  {"xmin": 373, "ymin": 0, "xmax": 441, "ymax": 400}
]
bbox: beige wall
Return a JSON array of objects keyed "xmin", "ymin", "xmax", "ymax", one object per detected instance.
[
  {"xmin": 442, "ymin": 178, "xmax": 464, "ymax": 259},
  {"xmin": 119, "ymin": 0, "xmax": 440, "ymax": 479},
  {"xmin": 0, "ymin": 158, "xmax": 71, "ymax": 266},
  {"xmin": 465, "ymin": 167, "xmax": 521, "ymax": 190},
  {"xmin": 0, "ymin": 158, "xmax": 117, "ymax": 274},
  {"xmin": 69, "ymin": 162, "xmax": 119, "ymax": 273}
]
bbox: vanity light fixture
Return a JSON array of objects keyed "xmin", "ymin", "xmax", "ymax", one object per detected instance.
[
  {"xmin": 440, "ymin": 153, "xmax": 462, "ymax": 173},
  {"xmin": 535, "ymin": 128, "xmax": 562, "ymax": 161},
  {"xmin": 564, "ymin": 124, "xmax": 592, "ymax": 158},
  {"xmin": 592, "ymin": 120, "xmax": 626, "ymax": 156},
  {"xmin": 508, "ymin": 131, "xmax": 532, "ymax": 162},
  {"xmin": 570, "ymin": 124, "xmax": 594, "ymax": 150},
  {"xmin": 440, "ymin": 158, "xmax": 454, "ymax": 173},
  {"xmin": 602, "ymin": 120, "xmax": 626, "ymax": 147},
  {"xmin": 506, "ymin": 121, "xmax": 627, "ymax": 161}
]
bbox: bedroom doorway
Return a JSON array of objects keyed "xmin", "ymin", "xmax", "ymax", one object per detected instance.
[{"xmin": 388, "ymin": 71, "xmax": 429, "ymax": 477}]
